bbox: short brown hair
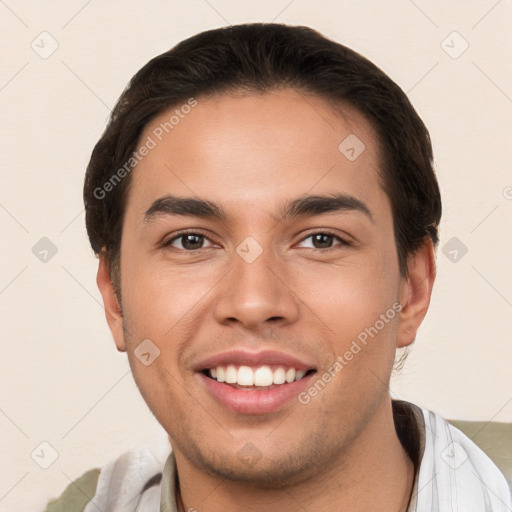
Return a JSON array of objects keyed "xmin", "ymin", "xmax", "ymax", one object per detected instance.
[{"xmin": 84, "ymin": 23, "xmax": 441, "ymax": 291}]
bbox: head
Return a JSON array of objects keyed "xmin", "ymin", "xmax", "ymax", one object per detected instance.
[{"xmin": 86, "ymin": 24, "xmax": 440, "ymax": 486}]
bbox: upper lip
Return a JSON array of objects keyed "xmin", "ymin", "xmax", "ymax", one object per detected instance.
[{"xmin": 193, "ymin": 350, "xmax": 317, "ymax": 372}]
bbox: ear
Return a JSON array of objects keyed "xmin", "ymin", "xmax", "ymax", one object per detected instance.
[
  {"xmin": 396, "ymin": 238, "xmax": 436, "ymax": 348},
  {"xmin": 96, "ymin": 252, "xmax": 126, "ymax": 352}
]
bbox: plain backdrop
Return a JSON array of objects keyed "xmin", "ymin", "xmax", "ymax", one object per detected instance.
[{"xmin": 0, "ymin": 1, "xmax": 511, "ymax": 510}]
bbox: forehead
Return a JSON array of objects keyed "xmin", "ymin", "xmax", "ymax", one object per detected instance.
[{"xmin": 125, "ymin": 88, "xmax": 387, "ymax": 221}]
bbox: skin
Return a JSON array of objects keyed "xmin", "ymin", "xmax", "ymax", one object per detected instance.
[{"xmin": 97, "ymin": 88, "xmax": 436, "ymax": 512}]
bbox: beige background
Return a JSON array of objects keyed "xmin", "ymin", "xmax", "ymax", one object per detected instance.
[{"xmin": 0, "ymin": 1, "xmax": 511, "ymax": 510}]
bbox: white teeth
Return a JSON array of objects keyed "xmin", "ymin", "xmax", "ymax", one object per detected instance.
[
  {"xmin": 254, "ymin": 366, "xmax": 273, "ymax": 387},
  {"xmin": 295, "ymin": 370, "xmax": 305, "ymax": 381},
  {"xmin": 285, "ymin": 368, "xmax": 296, "ymax": 383},
  {"xmin": 237, "ymin": 366, "xmax": 254, "ymax": 386},
  {"xmin": 225, "ymin": 365, "xmax": 237, "ymax": 384},
  {"xmin": 273, "ymin": 367, "xmax": 286, "ymax": 385},
  {"xmin": 216, "ymin": 366, "xmax": 226, "ymax": 383},
  {"xmin": 207, "ymin": 365, "xmax": 310, "ymax": 386}
]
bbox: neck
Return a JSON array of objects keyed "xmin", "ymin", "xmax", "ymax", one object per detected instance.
[{"xmin": 174, "ymin": 399, "xmax": 416, "ymax": 512}]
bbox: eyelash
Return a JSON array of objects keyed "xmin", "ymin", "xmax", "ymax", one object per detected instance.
[{"xmin": 163, "ymin": 230, "xmax": 352, "ymax": 252}]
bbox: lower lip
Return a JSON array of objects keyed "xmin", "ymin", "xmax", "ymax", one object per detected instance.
[{"xmin": 198, "ymin": 372, "xmax": 315, "ymax": 415}]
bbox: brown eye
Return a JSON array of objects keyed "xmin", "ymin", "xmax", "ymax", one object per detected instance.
[
  {"xmin": 312, "ymin": 233, "xmax": 334, "ymax": 248},
  {"xmin": 165, "ymin": 233, "xmax": 214, "ymax": 251},
  {"xmin": 297, "ymin": 232, "xmax": 349, "ymax": 250}
]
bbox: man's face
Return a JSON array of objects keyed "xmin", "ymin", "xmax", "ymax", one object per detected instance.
[{"xmin": 113, "ymin": 88, "xmax": 408, "ymax": 484}]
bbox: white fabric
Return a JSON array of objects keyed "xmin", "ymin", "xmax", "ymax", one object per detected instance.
[
  {"xmin": 82, "ymin": 403, "xmax": 512, "ymax": 511},
  {"xmin": 82, "ymin": 438, "xmax": 170, "ymax": 512},
  {"xmin": 407, "ymin": 407, "xmax": 512, "ymax": 511}
]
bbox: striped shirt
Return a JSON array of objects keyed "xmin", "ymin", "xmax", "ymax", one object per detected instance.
[{"xmin": 44, "ymin": 400, "xmax": 512, "ymax": 511}]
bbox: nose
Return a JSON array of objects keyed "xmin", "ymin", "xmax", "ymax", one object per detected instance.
[{"xmin": 212, "ymin": 243, "xmax": 300, "ymax": 332}]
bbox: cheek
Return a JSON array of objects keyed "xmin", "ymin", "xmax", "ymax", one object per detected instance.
[
  {"xmin": 118, "ymin": 254, "xmax": 221, "ymax": 405},
  {"xmin": 120, "ymin": 250, "xmax": 220, "ymax": 338},
  {"xmin": 294, "ymin": 255, "xmax": 399, "ymax": 340}
]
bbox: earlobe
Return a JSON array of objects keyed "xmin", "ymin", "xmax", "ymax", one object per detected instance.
[
  {"xmin": 396, "ymin": 238, "xmax": 436, "ymax": 349},
  {"xmin": 96, "ymin": 253, "xmax": 126, "ymax": 352}
]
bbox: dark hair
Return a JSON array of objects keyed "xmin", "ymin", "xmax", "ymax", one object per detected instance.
[{"xmin": 84, "ymin": 23, "xmax": 441, "ymax": 291}]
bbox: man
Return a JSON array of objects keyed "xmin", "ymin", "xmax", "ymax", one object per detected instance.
[{"xmin": 45, "ymin": 23, "xmax": 511, "ymax": 511}]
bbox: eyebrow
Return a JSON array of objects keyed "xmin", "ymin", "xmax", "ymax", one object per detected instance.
[
  {"xmin": 144, "ymin": 196, "xmax": 226, "ymax": 222},
  {"xmin": 143, "ymin": 193, "xmax": 373, "ymax": 224},
  {"xmin": 277, "ymin": 194, "xmax": 373, "ymax": 223}
]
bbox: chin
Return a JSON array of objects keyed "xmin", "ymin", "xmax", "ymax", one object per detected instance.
[
  {"xmin": 185, "ymin": 438, "xmax": 340, "ymax": 489},
  {"xmin": 203, "ymin": 459, "xmax": 314, "ymax": 489}
]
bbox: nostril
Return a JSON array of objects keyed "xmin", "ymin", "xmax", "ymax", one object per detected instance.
[{"xmin": 268, "ymin": 316, "xmax": 285, "ymax": 322}]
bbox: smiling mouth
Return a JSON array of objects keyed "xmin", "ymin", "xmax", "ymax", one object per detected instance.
[{"xmin": 201, "ymin": 364, "xmax": 317, "ymax": 390}]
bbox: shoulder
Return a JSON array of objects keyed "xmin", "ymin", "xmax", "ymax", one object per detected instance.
[
  {"xmin": 43, "ymin": 438, "xmax": 171, "ymax": 512},
  {"xmin": 421, "ymin": 405, "xmax": 512, "ymax": 504},
  {"xmin": 44, "ymin": 468, "xmax": 100, "ymax": 512},
  {"xmin": 446, "ymin": 417, "xmax": 512, "ymax": 488}
]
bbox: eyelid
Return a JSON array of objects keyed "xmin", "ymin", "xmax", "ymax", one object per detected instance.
[
  {"xmin": 163, "ymin": 229, "xmax": 219, "ymax": 250},
  {"xmin": 295, "ymin": 230, "xmax": 353, "ymax": 249},
  {"xmin": 162, "ymin": 228, "xmax": 353, "ymax": 252}
]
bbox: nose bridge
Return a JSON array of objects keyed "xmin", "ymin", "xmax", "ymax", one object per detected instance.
[{"xmin": 213, "ymin": 237, "xmax": 299, "ymax": 329}]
